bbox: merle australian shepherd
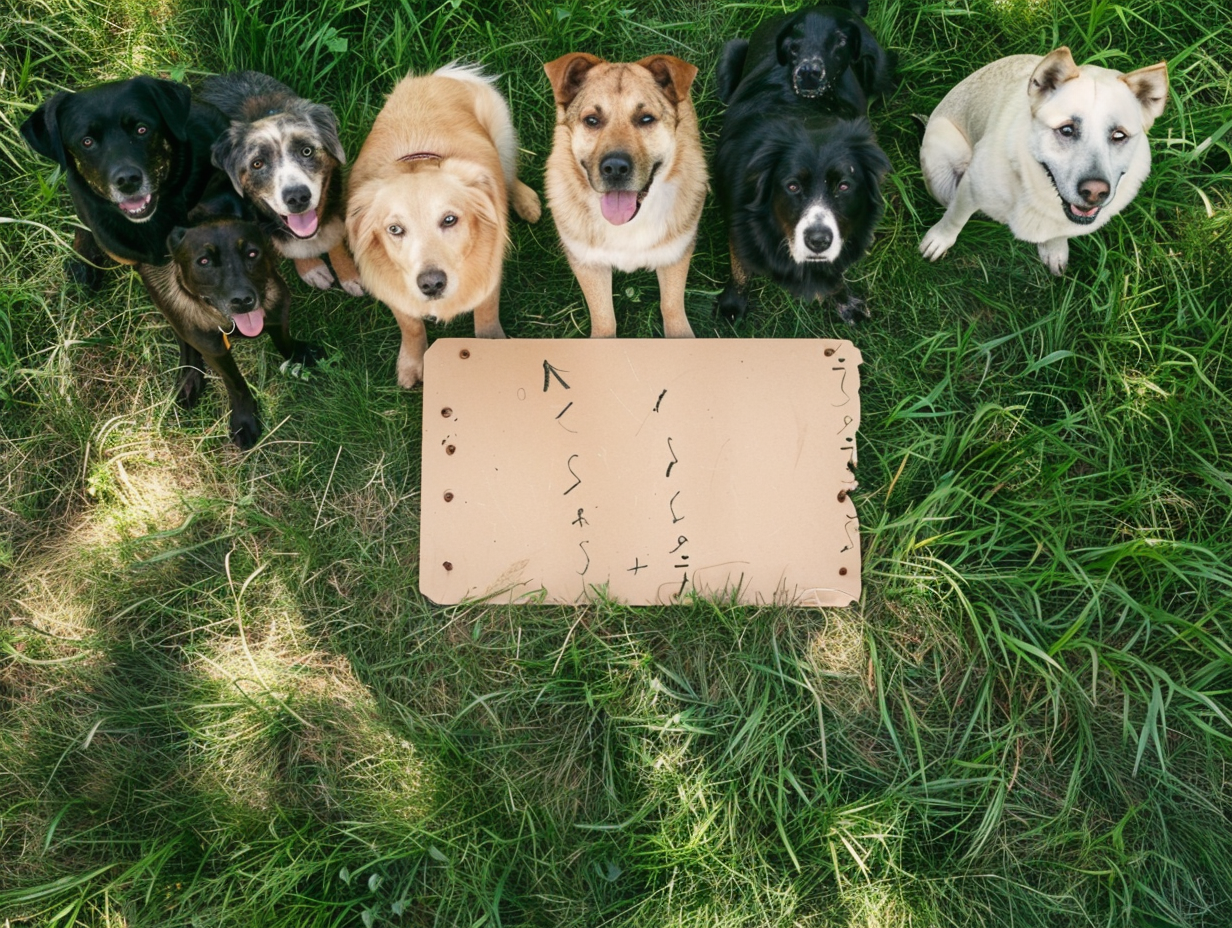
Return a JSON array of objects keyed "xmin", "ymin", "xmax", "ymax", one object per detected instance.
[{"xmin": 715, "ymin": 3, "xmax": 894, "ymax": 323}]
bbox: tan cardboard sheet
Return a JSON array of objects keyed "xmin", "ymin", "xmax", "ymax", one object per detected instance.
[{"xmin": 419, "ymin": 338, "xmax": 861, "ymax": 607}]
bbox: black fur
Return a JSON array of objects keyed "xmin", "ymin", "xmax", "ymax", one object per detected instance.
[
  {"xmin": 714, "ymin": 6, "xmax": 893, "ymax": 324},
  {"xmin": 717, "ymin": 4, "xmax": 894, "ymax": 115},
  {"xmin": 141, "ymin": 183, "xmax": 321, "ymax": 449},
  {"xmin": 20, "ymin": 76, "xmax": 228, "ymax": 283}
]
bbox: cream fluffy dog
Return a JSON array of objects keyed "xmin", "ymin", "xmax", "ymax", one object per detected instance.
[
  {"xmin": 544, "ymin": 53, "xmax": 707, "ymax": 338},
  {"xmin": 919, "ymin": 47, "xmax": 1167, "ymax": 275},
  {"xmin": 346, "ymin": 64, "xmax": 541, "ymax": 386}
]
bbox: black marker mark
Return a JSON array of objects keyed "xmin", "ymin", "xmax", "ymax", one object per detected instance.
[
  {"xmin": 577, "ymin": 540, "xmax": 590, "ymax": 576},
  {"xmin": 675, "ymin": 573, "xmax": 689, "ymax": 598},
  {"xmin": 573, "ymin": 508, "xmax": 588, "ymax": 527},
  {"xmin": 563, "ymin": 454, "xmax": 582, "ymax": 496},
  {"xmin": 669, "ymin": 491, "xmax": 684, "ymax": 524},
  {"xmin": 831, "ymin": 367, "xmax": 851, "ymax": 406},
  {"xmin": 543, "ymin": 360, "xmax": 571, "ymax": 392},
  {"xmin": 836, "ymin": 415, "xmax": 853, "ymax": 435},
  {"xmin": 628, "ymin": 558, "xmax": 647, "ymax": 575},
  {"xmin": 665, "ymin": 437, "xmax": 678, "ymax": 477},
  {"xmin": 669, "ymin": 535, "xmax": 688, "ymax": 553},
  {"xmin": 654, "ymin": 389, "xmax": 667, "ymax": 412},
  {"xmin": 556, "ymin": 401, "xmax": 573, "ymax": 419}
]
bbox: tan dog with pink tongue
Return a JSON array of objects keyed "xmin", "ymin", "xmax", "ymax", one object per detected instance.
[{"xmin": 544, "ymin": 53, "xmax": 708, "ymax": 338}]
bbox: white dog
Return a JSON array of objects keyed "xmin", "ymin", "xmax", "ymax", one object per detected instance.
[{"xmin": 919, "ymin": 47, "xmax": 1167, "ymax": 274}]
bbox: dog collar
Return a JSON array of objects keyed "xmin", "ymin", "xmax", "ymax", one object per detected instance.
[
  {"xmin": 219, "ymin": 319, "xmax": 236, "ymax": 351},
  {"xmin": 398, "ymin": 152, "xmax": 443, "ymax": 163}
]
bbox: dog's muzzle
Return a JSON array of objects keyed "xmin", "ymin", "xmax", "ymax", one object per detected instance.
[{"xmin": 792, "ymin": 60, "xmax": 828, "ymax": 98}]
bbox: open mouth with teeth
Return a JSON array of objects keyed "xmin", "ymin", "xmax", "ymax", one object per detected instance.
[
  {"xmin": 599, "ymin": 165, "xmax": 659, "ymax": 226},
  {"xmin": 117, "ymin": 193, "xmax": 156, "ymax": 220},
  {"xmin": 1040, "ymin": 163, "xmax": 1102, "ymax": 225},
  {"xmin": 280, "ymin": 209, "xmax": 320, "ymax": 238}
]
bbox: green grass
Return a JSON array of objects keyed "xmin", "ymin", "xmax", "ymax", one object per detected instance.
[{"xmin": 2, "ymin": 0, "xmax": 1231, "ymax": 924}]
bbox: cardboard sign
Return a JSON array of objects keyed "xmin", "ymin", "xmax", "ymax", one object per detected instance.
[{"xmin": 419, "ymin": 338, "xmax": 861, "ymax": 607}]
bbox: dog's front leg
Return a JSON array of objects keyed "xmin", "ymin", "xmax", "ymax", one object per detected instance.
[
  {"xmin": 472, "ymin": 284, "xmax": 506, "ymax": 341},
  {"xmin": 567, "ymin": 253, "xmax": 616, "ymax": 338},
  {"xmin": 656, "ymin": 241, "xmax": 695, "ymax": 338},
  {"xmin": 198, "ymin": 346, "xmax": 261, "ymax": 449},
  {"xmin": 717, "ymin": 244, "xmax": 753, "ymax": 322},
  {"xmin": 266, "ymin": 285, "xmax": 323, "ymax": 366},
  {"xmin": 70, "ymin": 227, "xmax": 115, "ymax": 290},
  {"xmin": 176, "ymin": 336, "xmax": 207, "ymax": 409},
  {"xmin": 1037, "ymin": 237, "xmax": 1070, "ymax": 276},
  {"xmin": 326, "ymin": 243, "xmax": 365, "ymax": 297},
  {"xmin": 394, "ymin": 311, "xmax": 428, "ymax": 388},
  {"xmin": 830, "ymin": 280, "xmax": 870, "ymax": 325},
  {"xmin": 920, "ymin": 174, "xmax": 979, "ymax": 262}
]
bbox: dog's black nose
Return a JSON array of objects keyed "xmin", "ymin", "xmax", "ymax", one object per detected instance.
[
  {"xmin": 230, "ymin": 293, "xmax": 256, "ymax": 309},
  {"xmin": 282, "ymin": 185, "xmax": 312, "ymax": 212},
  {"xmin": 795, "ymin": 63, "xmax": 824, "ymax": 91},
  {"xmin": 804, "ymin": 226, "xmax": 834, "ymax": 254},
  {"xmin": 600, "ymin": 152, "xmax": 633, "ymax": 182},
  {"xmin": 418, "ymin": 268, "xmax": 447, "ymax": 299},
  {"xmin": 424, "ymin": 314, "xmax": 440, "ymax": 325},
  {"xmin": 1078, "ymin": 177, "xmax": 1110, "ymax": 205},
  {"xmin": 112, "ymin": 167, "xmax": 144, "ymax": 195}
]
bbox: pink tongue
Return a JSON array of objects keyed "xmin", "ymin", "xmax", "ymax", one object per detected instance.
[
  {"xmin": 600, "ymin": 191, "xmax": 638, "ymax": 225},
  {"xmin": 232, "ymin": 308, "xmax": 265, "ymax": 337},
  {"xmin": 1071, "ymin": 204, "xmax": 1098, "ymax": 217},
  {"xmin": 285, "ymin": 209, "xmax": 319, "ymax": 236},
  {"xmin": 121, "ymin": 194, "xmax": 150, "ymax": 212}
]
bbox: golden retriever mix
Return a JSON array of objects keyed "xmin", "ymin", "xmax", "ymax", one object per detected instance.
[
  {"xmin": 544, "ymin": 53, "xmax": 707, "ymax": 338},
  {"xmin": 346, "ymin": 64, "xmax": 541, "ymax": 386}
]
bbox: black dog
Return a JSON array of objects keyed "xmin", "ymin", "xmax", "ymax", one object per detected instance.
[
  {"xmin": 716, "ymin": 3, "xmax": 894, "ymax": 115},
  {"xmin": 21, "ymin": 76, "xmax": 227, "ymax": 286},
  {"xmin": 715, "ymin": 6, "xmax": 893, "ymax": 323},
  {"xmin": 139, "ymin": 185, "xmax": 320, "ymax": 449}
]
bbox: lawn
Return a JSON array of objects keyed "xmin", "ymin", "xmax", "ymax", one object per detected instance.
[{"xmin": 2, "ymin": 0, "xmax": 1231, "ymax": 925}]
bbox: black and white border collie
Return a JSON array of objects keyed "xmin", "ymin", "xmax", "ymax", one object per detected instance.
[{"xmin": 714, "ymin": 5, "xmax": 893, "ymax": 323}]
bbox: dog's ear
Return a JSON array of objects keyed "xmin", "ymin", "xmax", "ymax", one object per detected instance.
[
  {"xmin": 544, "ymin": 53, "xmax": 604, "ymax": 106},
  {"xmin": 166, "ymin": 226, "xmax": 188, "ymax": 255},
  {"xmin": 306, "ymin": 101, "xmax": 347, "ymax": 165},
  {"xmin": 850, "ymin": 20, "xmax": 896, "ymax": 99},
  {"xmin": 1121, "ymin": 61, "xmax": 1169, "ymax": 130},
  {"xmin": 137, "ymin": 76, "xmax": 193, "ymax": 141},
  {"xmin": 716, "ymin": 39, "xmax": 750, "ymax": 105},
  {"xmin": 210, "ymin": 124, "xmax": 247, "ymax": 196},
  {"xmin": 21, "ymin": 91, "xmax": 71, "ymax": 168},
  {"xmin": 637, "ymin": 55, "xmax": 698, "ymax": 105},
  {"xmin": 1028, "ymin": 47, "xmax": 1081, "ymax": 103}
]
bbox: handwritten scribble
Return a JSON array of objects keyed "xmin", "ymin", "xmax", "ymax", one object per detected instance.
[
  {"xmin": 628, "ymin": 558, "xmax": 647, "ymax": 574},
  {"xmin": 835, "ymin": 414, "xmax": 853, "ymax": 435},
  {"xmin": 556, "ymin": 401, "xmax": 573, "ymax": 419},
  {"xmin": 675, "ymin": 573, "xmax": 689, "ymax": 598},
  {"xmin": 831, "ymin": 367, "xmax": 851, "ymax": 407},
  {"xmin": 669, "ymin": 491, "xmax": 684, "ymax": 524},
  {"xmin": 669, "ymin": 535, "xmax": 688, "ymax": 553},
  {"xmin": 543, "ymin": 360, "xmax": 571, "ymax": 392},
  {"xmin": 654, "ymin": 389, "xmax": 667, "ymax": 412},
  {"xmin": 573, "ymin": 508, "xmax": 588, "ymax": 527},
  {"xmin": 563, "ymin": 454, "xmax": 582, "ymax": 496},
  {"xmin": 665, "ymin": 437, "xmax": 678, "ymax": 477},
  {"xmin": 577, "ymin": 540, "xmax": 590, "ymax": 576}
]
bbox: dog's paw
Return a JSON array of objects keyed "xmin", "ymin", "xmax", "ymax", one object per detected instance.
[
  {"xmin": 177, "ymin": 368, "xmax": 206, "ymax": 409},
  {"xmin": 716, "ymin": 281, "xmax": 750, "ymax": 322},
  {"xmin": 298, "ymin": 259, "xmax": 336, "ymax": 290},
  {"xmin": 289, "ymin": 341, "xmax": 324, "ymax": 367},
  {"xmin": 475, "ymin": 322, "xmax": 506, "ymax": 340},
  {"xmin": 663, "ymin": 318, "xmax": 694, "ymax": 338},
  {"xmin": 396, "ymin": 352, "xmax": 424, "ymax": 388},
  {"xmin": 919, "ymin": 224, "xmax": 958, "ymax": 262},
  {"xmin": 1037, "ymin": 239, "xmax": 1069, "ymax": 276},
  {"xmin": 230, "ymin": 408, "xmax": 262, "ymax": 450},
  {"xmin": 513, "ymin": 182, "xmax": 542, "ymax": 223},
  {"xmin": 338, "ymin": 276, "xmax": 365, "ymax": 297},
  {"xmin": 835, "ymin": 294, "xmax": 870, "ymax": 325},
  {"xmin": 67, "ymin": 258, "xmax": 105, "ymax": 291}
]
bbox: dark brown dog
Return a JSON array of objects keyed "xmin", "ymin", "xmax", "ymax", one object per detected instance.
[{"xmin": 139, "ymin": 186, "xmax": 320, "ymax": 448}]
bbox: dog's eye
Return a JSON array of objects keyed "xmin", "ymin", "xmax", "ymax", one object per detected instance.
[
  {"xmin": 583, "ymin": 115, "xmax": 600, "ymax": 128},
  {"xmin": 1057, "ymin": 124, "xmax": 1076, "ymax": 138},
  {"xmin": 638, "ymin": 114, "xmax": 656, "ymax": 125},
  {"xmin": 197, "ymin": 256, "xmax": 210, "ymax": 266},
  {"xmin": 1111, "ymin": 128, "xmax": 1128, "ymax": 143},
  {"xmin": 441, "ymin": 214, "xmax": 458, "ymax": 228},
  {"xmin": 387, "ymin": 224, "xmax": 404, "ymax": 236},
  {"xmin": 837, "ymin": 181, "xmax": 851, "ymax": 192},
  {"xmin": 251, "ymin": 159, "xmax": 264, "ymax": 170},
  {"xmin": 836, "ymin": 34, "xmax": 847, "ymax": 47},
  {"xmin": 246, "ymin": 249, "xmax": 259, "ymax": 259},
  {"xmin": 136, "ymin": 124, "xmax": 148, "ymax": 136},
  {"xmin": 301, "ymin": 146, "xmax": 313, "ymax": 157},
  {"xmin": 82, "ymin": 137, "xmax": 94, "ymax": 148},
  {"xmin": 786, "ymin": 181, "xmax": 801, "ymax": 194}
]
